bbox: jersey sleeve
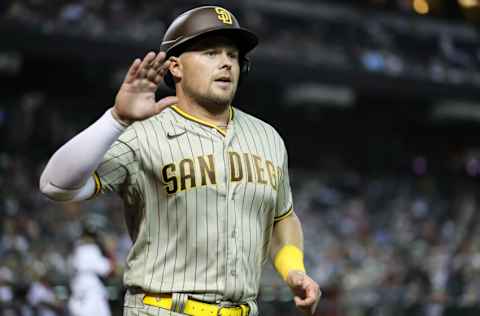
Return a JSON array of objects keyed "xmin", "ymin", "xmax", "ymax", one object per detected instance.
[
  {"xmin": 94, "ymin": 127, "xmax": 140, "ymax": 195},
  {"xmin": 274, "ymin": 146, "xmax": 293, "ymax": 222}
]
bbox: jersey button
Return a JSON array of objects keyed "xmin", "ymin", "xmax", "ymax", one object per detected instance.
[{"xmin": 230, "ymin": 270, "xmax": 237, "ymax": 277}]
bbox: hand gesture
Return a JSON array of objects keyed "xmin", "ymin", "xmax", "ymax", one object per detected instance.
[
  {"xmin": 113, "ymin": 51, "xmax": 178, "ymax": 125},
  {"xmin": 286, "ymin": 270, "xmax": 321, "ymax": 315}
]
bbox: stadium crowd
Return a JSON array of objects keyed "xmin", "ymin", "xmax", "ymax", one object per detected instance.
[
  {"xmin": 2, "ymin": 93, "xmax": 480, "ymax": 316},
  {"xmin": 2, "ymin": 0, "xmax": 479, "ymax": 85}
]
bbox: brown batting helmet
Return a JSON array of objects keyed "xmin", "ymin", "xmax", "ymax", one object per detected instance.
[{"xmin": 160, "ymin": 6, "xmax": 259, "ymax": 89}]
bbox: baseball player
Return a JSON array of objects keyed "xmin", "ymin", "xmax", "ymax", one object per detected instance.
[{"xmin": 39, "ymin": 6, "xmax": 320, "ymax": 316}]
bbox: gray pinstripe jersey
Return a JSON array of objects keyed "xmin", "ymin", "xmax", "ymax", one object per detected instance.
[{"xmin": 94, "ymin": 105, "xmax": 293, "ymax": 303}]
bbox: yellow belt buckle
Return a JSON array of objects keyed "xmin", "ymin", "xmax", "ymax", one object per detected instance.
[
  {"xmin": 217, "ymin": 304, "xmax": 249, "ymax": 316},
  {"xmin": 217, "ymin": 305, "xmax": 234, "ymax": 316},
  {"xmin": 240, "ymin": 304, "xmax": 249, "ymax": 316},
  {"xmin": 217, "ymin": 305, "xmax": 226, "ymax": 316}
]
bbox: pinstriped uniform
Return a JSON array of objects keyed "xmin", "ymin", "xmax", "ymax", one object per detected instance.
[{"xmin": 95, "ymin": 105, "xmax": 293, "ymax": 307}]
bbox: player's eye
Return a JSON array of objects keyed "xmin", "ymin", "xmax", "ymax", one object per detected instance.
[
  {"xmin": 204, "ymin": 50, "xmax": 217, "ymax": 57},
  {"xmin": 228, "ymin": 51, "xmax": 239, "ymax": 59}
]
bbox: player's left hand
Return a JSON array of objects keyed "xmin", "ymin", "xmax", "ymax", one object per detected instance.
[{"xmin": 286, "ymin": 270, "xmax": 321, "ymax": 315}]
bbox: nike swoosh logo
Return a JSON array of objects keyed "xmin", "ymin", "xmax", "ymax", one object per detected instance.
[{"xmin": 167, "ymin": 131, "xmax": 187, "ymax": 139}]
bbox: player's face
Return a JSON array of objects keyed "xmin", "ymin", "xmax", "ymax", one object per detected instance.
[{"xmin": 175, "ymin": 36, "xmax": 241, "ymax": 108}]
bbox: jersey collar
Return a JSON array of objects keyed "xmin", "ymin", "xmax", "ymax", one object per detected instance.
[{"xmin": 170, "ymin": 105, "xmax": 234, "ymax": 137}]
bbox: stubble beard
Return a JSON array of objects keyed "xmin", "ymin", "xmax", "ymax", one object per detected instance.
[{"xmin": 184, "ymin": 80, "xmax": 237, "ymax": 110}]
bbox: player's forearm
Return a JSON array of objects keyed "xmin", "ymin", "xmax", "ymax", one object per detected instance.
[
  {"xmin": 270, "ymin": 212, "xmax": 306, "ymax": 280},
  {"xmin": 270, "ymin": 212, "xmax": 304, "ymax": 258},
  {"xmin": 39, "ymin": 108, "xmax": 125, "ymax": 200}
]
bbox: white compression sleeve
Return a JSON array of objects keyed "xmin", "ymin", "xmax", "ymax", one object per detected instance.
[
  {"xmin": 40, "ymin": 177, "xmax": 97, "ymax": 202},
  {"xmin": 39, "ymin": 108, "xmax": 126, "ymax": 201}
]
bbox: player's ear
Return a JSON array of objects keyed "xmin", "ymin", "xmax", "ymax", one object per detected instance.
[{"xmin": 168, "ymin": 56, "xmax": 182, "ymax": 81}]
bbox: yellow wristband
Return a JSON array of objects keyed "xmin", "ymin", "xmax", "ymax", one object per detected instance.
[{"xmin": 273, "ymin": 245, "xmax": 306, "ymax": 281}]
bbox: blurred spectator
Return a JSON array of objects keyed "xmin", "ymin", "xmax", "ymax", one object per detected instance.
[
  {"xmin": 27, "ymin": 272, "xmax": 63, "ymax": 316},
  {"xmin": 0, "ymin": 267, "xmax": 14, "ymax": 311},
  {"xmin": 67, "ymin": 225, "xmax": 114, "ymax": 316}
]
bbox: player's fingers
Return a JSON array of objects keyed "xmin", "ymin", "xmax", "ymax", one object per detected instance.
[
  {"xmin": 151, "ymin": 61, "xmax": 172, "ymax": 85},
  {"xmin": 137, "ymin": 67, "xmax": 147, "ymax": 80},
  {"xmin": 294, "ymin": 294, "xmax": 315, "ymax": 307},
  {"xmin": 146, "ymin": 68, "xmax": 158, "ymax": 81},
  {"xmin": 289, "ymin": 278, "xmax": 306, "ymax": 297},
  {"xmin": 295, "ymin": 283, "xmax": 315, "ymax": 303},
  {"xmin": 307, "ymin": 282, "xmax": 321, "ymax": 299},
  {"xmin": 291, "ymin": 286, "xmax": 305, "ymax": 300},
  {"xmin": 152, "ymin": 51, "xmax": 167, "ymax": 69},
  {"xmin": 153, "ymin": 74, "xmax": 163, "ymax": 85},
  {"xmin": 138, "ymin": 52, "xmax": 156, "ymax": 78},
  {"xmin": 123, "ymin": 58, "xmax": 142, "ymax": 84},
  {"xmin": 145, "ymin": 57, "xmax": 170, "ymax": 84},
  {"xmin": 157, "ymin": 60, "xmax": 171, "ymax": 76},
  {"xmin": 295, "ymin": 297, "xmax": 318, "ymax": 316},
  {"xmin": 302, "ymin": 282, "xmax": 321, "ymax": 303},
  {"xmin": 303, "ymin": 280, "xmax": 313, "ymax": 293},
  {"xmin": 294, "ymin": 296, "xmax": 301, "ymax": 304},
  {"xmin": 145, "ymin": 51, "xmax": 157, "ymax": 66},
  {"xmin": 296, "ymin": 277, "xmax": 305, "ymax": 287},
  {"xmin": 148, "ymin": 66, "xmax": 169, "ymax": 86}
]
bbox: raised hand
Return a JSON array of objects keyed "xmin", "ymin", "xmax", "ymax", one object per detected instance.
[
  {"xmin": 112, "ymin": 51, "xmax": 178, "ymax": 125},
  {"xmin": 287, "ymin": 270, "xmax": 321, "ymax": 315}
]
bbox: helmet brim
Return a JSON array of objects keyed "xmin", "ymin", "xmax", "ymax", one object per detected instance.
[{"xmin": 163, "ymin": 27, "xmax": 259, "ymax": 58}]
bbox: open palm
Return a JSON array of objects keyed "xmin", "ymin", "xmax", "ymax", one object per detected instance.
[{"xmin": 113, "ymin": 51, "xmax": 177, "ymax": 124}]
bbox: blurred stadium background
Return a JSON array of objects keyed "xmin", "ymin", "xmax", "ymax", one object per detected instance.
[{"xmin": 2, "ymin": 0, "xmax": 480, "ymax": 315}]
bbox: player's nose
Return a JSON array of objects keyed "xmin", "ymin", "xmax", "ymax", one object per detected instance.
[{"xmin": 218, "ymin": 51, "xmax": 234, "ymax": 69}]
